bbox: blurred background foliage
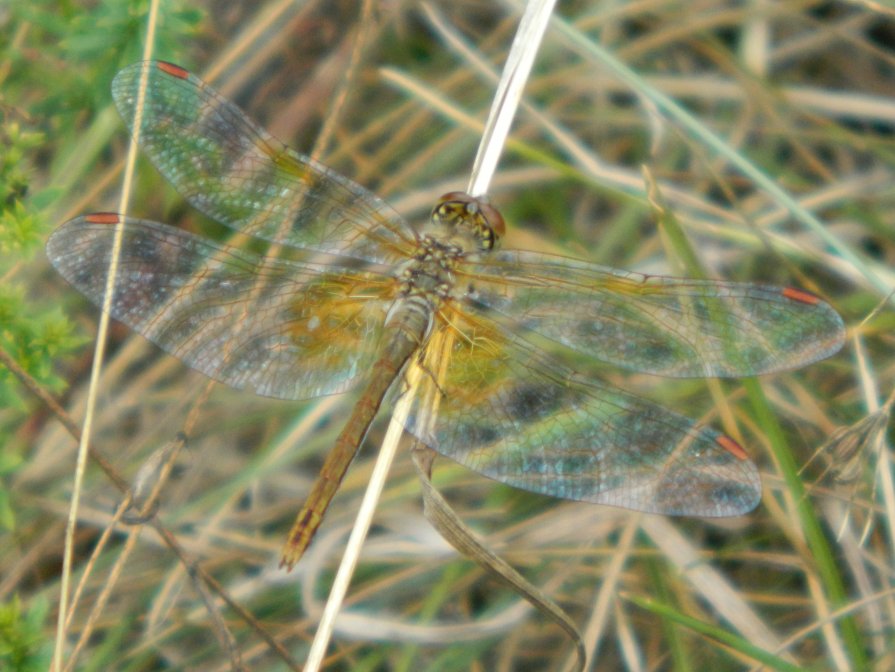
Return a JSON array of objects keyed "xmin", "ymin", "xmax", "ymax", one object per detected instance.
[{"xmin": 1, "ymin": 1, "xmax": 894, "ymax": 670}]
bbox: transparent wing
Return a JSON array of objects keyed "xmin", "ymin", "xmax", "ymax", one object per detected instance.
[
  {"xmin": 405, "ymin": 307, "xmax": 760, "ymax": 516},
  {"xmin": 111, "ymin": 61, "xmax": 417, "ymax": 263},
  {"xmin": 47, "ymin": 215, "xmax": 396, "ymax": 400},
  {"xmin": 457, "ymin": 249, "xmax": 845, "ymax": 378}
]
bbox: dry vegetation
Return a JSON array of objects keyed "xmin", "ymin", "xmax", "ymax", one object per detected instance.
[{"xmin": 2, "ymin": 1, "xmax": 894, "ymax": 670}]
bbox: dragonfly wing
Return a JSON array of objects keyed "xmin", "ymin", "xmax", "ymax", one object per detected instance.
[
  {"xmin": 111, "ymin": 61, "xmax": 416, "ymax": 263},
  {"xmin": 405, "ymin": 309, "xmax": 760, "ymax": 516},
  {"xmin": 47, "ymin": 215, "xmax": 393, "ymax": 400},
  {"xmin": 457, "ymin": 250, "xmax": 845, "ymax": 378}
]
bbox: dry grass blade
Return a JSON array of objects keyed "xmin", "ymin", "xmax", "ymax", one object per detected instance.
[
  {"xmin": 462, "ymin": 0, "xmax": 559, "ymax": 196},
  {"xmin": 51, "ymin": 3, "xmax": 163, "ymax": 670},
  {"xmin": 411, "ymin": 443, "xmax": 586, "ymax": 670},
  {"xmin": 304, "ymin": 2, "xmax": 558, "ymax": 667}
]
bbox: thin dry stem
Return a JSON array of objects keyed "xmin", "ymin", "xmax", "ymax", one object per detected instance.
[
  {"xmin": 52, "ymin": 4, "xmax": 162, "ymax": 670},
  {"xmin": 303, "ymin": 365, "xmax": 422, "ymax": 672}
]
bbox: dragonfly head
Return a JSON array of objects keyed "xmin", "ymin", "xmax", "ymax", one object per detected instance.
[{"xmin": 429, "ymin": 192, "xmax": 505, "ymax": 252}]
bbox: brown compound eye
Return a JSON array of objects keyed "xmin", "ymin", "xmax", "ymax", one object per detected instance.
[
  {"xmin": 433, "ymin": 192, "xmax": 469, "ymax": 220},
  {"xmin": 476, "ymin": 199, "xmax": 505, "ymax": 239},
  {"xmin": 438, "ymin": 191, "xmax": 474, "ymax": 204},
  {"xmin": 437, "ymin": 192, "xmax": 506, "ymax": 240}
]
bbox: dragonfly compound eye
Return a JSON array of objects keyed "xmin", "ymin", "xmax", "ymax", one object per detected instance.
[{"xmin": 435, "ymin": 192, "xmax": 505, "ymax": 250}]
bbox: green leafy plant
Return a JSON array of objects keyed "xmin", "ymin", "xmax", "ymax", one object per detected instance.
[{"xmin": 0, "ymin": 596, "xmax": 51, "ymax": 672}]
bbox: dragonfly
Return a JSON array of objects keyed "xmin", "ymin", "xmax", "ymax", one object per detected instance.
[{"xmin": 47, "ymin": 61, "xmax": 846, "ymax": 570}]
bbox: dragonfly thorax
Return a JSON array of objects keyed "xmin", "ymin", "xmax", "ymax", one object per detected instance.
[
  {"xmin": 391, "ymin": 192, "xmax": 506, "ymax": 328},
  {"xmin": 398, "ymin": 236, "xmax": 460, "ymax": 303},
  {"xmin": 390, "ymin": 232, "xmax": 467, "ymax": 341}
]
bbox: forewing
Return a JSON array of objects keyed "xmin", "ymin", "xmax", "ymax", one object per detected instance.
[
  {"xmin": 47, "ymin": 215, "xmax": 394, "ymax": 400},
  {"xmin": 405, "ymin": 307, "xmax": 760, "ymax": 516},
  {"xmin": 111, "ymin": 61, "xmax": 416, "ymax": 263},
  {"xmin": 457, "ymin": 249, "xmax": 845, "ymax": 378}
]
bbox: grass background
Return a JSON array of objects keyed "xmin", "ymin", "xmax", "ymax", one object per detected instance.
[{"xmin": 2, "ymin": 0, "xmax": 894, "ymax": 670}]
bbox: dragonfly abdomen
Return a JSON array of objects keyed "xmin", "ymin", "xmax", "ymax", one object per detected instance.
[{"xmin": 279, "ymin": 300, "xmax": 431, "ymax": 569}]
